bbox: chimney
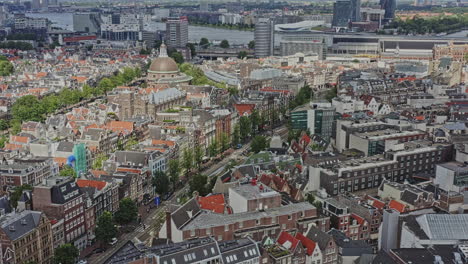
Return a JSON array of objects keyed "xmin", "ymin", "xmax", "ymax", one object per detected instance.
[{"xmin": 165, "ymin": 210, "xmax": 172, "ymax": 241}]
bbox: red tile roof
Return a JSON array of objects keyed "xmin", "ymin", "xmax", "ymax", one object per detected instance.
[
  {"xmin": 351, "ymin": 213, "xmax": 365, "ymax": 225},
  {"xmin": 10, "ymin": 136, "xmax": 29, "ymax": 144},
  {"xmin": 197, "ymin": 194, "xmax": 230, "ymax": 214},
  {"xmin": 389, "ymin": 200, "xmax": 406, "ymax": 213},
  {"xmin": 76, "ymin": 179, "xmax": 107, "ymax": 191},
  {"xmin": 233, "ymin": 104, "xmax": 255, "ymax": 116},
  {"xmin": 295, "ymin": 233, "xmax": 317, "ymax": 256},
  {"xmin": 277, "ymin": 231, "xmax": 300, "ymax": 251},
  {"xmin": 365, "ymin": 196, "xmax": 385, "ymax": 210},
  {"xmin": 106, "ymin": 121, "xmax": 134, "ymax": 135},
  {"xmin": 151, "ymin": 139, "xmax": 176, "ymax": 147}
]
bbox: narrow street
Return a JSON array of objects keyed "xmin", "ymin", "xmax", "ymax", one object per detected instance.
[{"xmin": 89, "ymin": 142, "xmax": 251, "ymax": 264}]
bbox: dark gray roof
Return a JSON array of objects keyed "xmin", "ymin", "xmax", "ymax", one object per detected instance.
[
  {"xmin": 81, "ymin": 128, "xmax": 105, "ymax": 141},
  {"xmin": 104, "ymin": 240, "xmax": 144, "ymax": 264},
  {"xmin": 0, "ymin": 210, "xmax": 43, "ymax": 241},
  {"xmin": 115, "ymin": 151, "xmax": 148, "ymax": 166},
  {"xmin": 151, "ymin": 237, "xmax": 220, "ymax": 264},
  {"xmin": 328, "ymin": 229, "xmax": 372, "ymax": 256},
  {"xmin": 0, "ymin": 196, "xmax": 11, "ymax": 214},
  {"xmin": 371, "ymin": 250, "xmax": 394, "ymax": 264},
  {"xmin": 400, "ymin": 190, "xmax": 419, "ymax": 205},
  {"xmin": 171, "ymin": 198, "xmax": 201, "ymax": 229},
  {"xmin": 234, "ymin": 165, "xmax": 256, "ymax": 179},
  {"xmin": 219, "ymin": 238, "xmax": 260, "ymax": 264},
  {"xmin": 50, "ymin": 178, "xmax": 83, "ymax": 204},
  {"xmin": 306, "ymin": 226, "xmax": 333, "ymax": 251},
  {"xmin": 56, "ymin": 141, "xmax": 74, "ymax": 152},
  {"xmin": 390, "ymin": 246, "xmax": 460, "ymax": 264}
]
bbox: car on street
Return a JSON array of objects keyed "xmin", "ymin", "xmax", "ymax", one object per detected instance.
[
  {"xmin": 92, "ymin": 248, "xmax": 105, "ymax": 254},
  {"xmin": 109, "ymin": 238, "xmax": 118, "ymax": 246}
]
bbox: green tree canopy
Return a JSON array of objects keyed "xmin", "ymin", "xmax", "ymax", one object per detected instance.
[
  {"xmin": 239, "ymin": 116, "xmax": 251, "ymax": 142},
  {"xmin": 194, "ymin": 145, "xmax": 204, "ymax": 169},
  {"xmin": 11, "ymin": 95, "xmax": 44, "ymax": 122},
  {"xmin": 186, "ymin": 43, "xmax": 196, "ymax": 56},
  {"xmin": 168, "ymin": 159, "xmax": 181, "ymax": 190},
  {"xmin": 209, "ymin": 140, "xmax": 219, "ymax": 157},
  {"xmin": 220, "ymin": 133, "xmax": 230, "ymax": 152},
  {"xmin": 182, "ymin": 147, "xmax": 194, "ymax": 174},
  {"xmin": 169, "ymin": 51, "xmax": 184, "ymax": 64},
  {"xmin": 238, "ymin": 51, "xmax": 248, "ymax": 59},
  {"xmin": 0, "ymin": 60, "xmax": 13, "ymax": 76},
  {"xmin": 59, "ymin": 165, "xmax": 76, "ymax": 178},
  {"xmin": 251, "ymin": 135, "xmax": 268, "ymax": 153},
  {"xmin": 114, "ymin": 198, "xmax": 138, "ymax": 225},
  {"xmin": 248, "ymin": 40, "xmax": 255, "ymax": 49},
  {"xmin": 232, "ymin": 124, "xmax": 241, "ymax": 147},
  {"xmin": 54, "ymin": 244, "xmax": 79, "ymax": 264},
  {"xmin": 220, "ymin": 40, "xmax": 230, "ymax": 48},
  {"xmin": 10, "ymin": 184, "xmax": 32, "ymax": 209},
  {"xmin": 153, "ymin": 170, "xmax": 170, "ymax": 195},
  {"xmin": 95, "ymin": 211, "xmax": 117, "ymax": 244},
  {"xmin": 199, "ymin": 37, "xmax": 209, "ymax": 47},
  {"xmin": 189, "ymin": 174, "xmax": 209, "ymax": 196}
]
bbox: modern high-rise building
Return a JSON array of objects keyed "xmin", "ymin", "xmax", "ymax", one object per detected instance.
[
  {"xmin": 254, "ymin": 18, "xmax": 274, "ymax": 58},
  {"xmin": 73, "ymin": 13, "xmax": 101, "ymax": 34},
  {"xmin": 280, "ymin": 33, "xmax": 326, "ymax": 59},
  {"xmin": 332, "ymin": 0, "xmax": 361, "ymax": 28},
  {"xmin": 380, "ymin": 0, "xmax": 396, "ymax": 22},
  {"xmin": 291, "ymin": 102, "xmax": 335, "ymax": 141},
  {"xmin": 166, "ymin": 16, "xmax": 189, "ymax": 48}
]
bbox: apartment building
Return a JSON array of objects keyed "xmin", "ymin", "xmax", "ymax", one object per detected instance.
[{"xmin": 32, "ymin": 177, "xmax": 87, "ymax": 250}]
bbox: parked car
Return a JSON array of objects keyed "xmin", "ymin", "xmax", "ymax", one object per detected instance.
[
  {"xmin": 92, "ymin": 248, "xmax": 105, "ymax": 254},
  {"xmin": 109, "ymin": 238, "xmax": 118, "ymax": 246}
]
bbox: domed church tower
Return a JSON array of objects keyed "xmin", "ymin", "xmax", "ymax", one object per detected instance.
[{"xmin": 146, "ymin": 43, "xmax": 192, "ymax": 88}]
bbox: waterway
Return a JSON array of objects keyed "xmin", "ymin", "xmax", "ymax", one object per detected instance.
[{"xmin": 26, "ymin": 12, "xmax": 255, "ymax": 45}]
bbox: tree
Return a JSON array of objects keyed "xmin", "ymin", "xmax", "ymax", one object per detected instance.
[
  {"xmin": 238, "ymin": 51, "xmax": 248, "ymax": 59},
  {"xmin": 54, "ymin": 244, "xmax": 79, "ymax": 264},
  {"xmin": 250, "ymin": 110, "xmax": 261, "ymax": 134},
  {"xmin": 59, "ymin": 165, "xmax": 76, "ymax": 177},
  {"xmin": 182, "ymin": 147, "xmax": 194, "ymax": 174},
  {"xmin": 95, "ymin": 211, "xmax": 117, "ymax": 244},
  {"xmin": 251, "ymin": 135, "xmax": 268, "ymax": 153},
  {"xmin": 10, "ymin": 120, "xmax": 21, "ymax": 135},
  {"xmin": 232, "ymin": 124, "xmax": 240, "ymax": 147},
  {"xmin": 189, "ymin": 174, "xmax": 208, "ymax": 196},
  {"xmin": 140, "ymin": 48, "xmax": 151, "ymax": 55},
  {"xmin": 0, "ymin": 120, "xmax": 9, "ymax": 130},
  {"xmin": 248, "ymin": 40, "xmax": 255, "ymax": 49},
  {"xmin": 0, "ymin": 60, "xmax": 13, "ymax": 76},
  {"xmin": 220, "ymin": 40, "xmax": 230, "ymax": 48},
  {"xmin": 199, "ymin": 37, "xmax": 209, "ymax": 48},
  {"xmin": 10, "ymin": 184, "xmax": 32, "ymax": 209},
  {"xmin": 208, "ymin": 140, "xmax": 219, "ymax": 157},
  {"xmin": 169, "ymin": 51, "xmax": 184, "ymax": 64},
  {"xmin": 153, "ymin": 170, "xmax": 170, "ymax": 195},
  {"xmin": 325, "ymin": 86, "xmax": 337, "ymax": 102},
  {"xmin": 97, "ymin": 77, "xmax": 114, "ymax": 92},
  {"xmin": 239, "ymin": 116, "xmax": 251, "ymax": 142},
  {"xmin": 306, "ymin": 193, "xmax": 315, "ymax": 205},
  {"xmin": 11, "ymin": 95, "xmax": 45, "ymax": 122},
  {"xmin": 168, "ymin": 159, "xmax": 180, "ymax": 190},
  {"xmin": 186, "ymin": 43, "xmax": 196, "ymax": 56},
  {"xmin": 194, "ymin": 145, "xmax": 204, "ymax": 169},
  {"xmin": 0, "ymin": 135, "xmax": 7, "ymax": 149},
  {"xmin": 114, "ymin": 198, "xmax": 138, "ymax": 225},
  {"xmin": 92, "ymin": 154, "xmax": 108, "ymax": 170},
  {"xmin": 220, "ymin": 133, "xmax": 230, "ymax": 152}
]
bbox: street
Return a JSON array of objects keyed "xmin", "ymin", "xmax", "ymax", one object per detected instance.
[{"xmin": 89, "ymin": 142, "xmax": 251, "ymax": 264}]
